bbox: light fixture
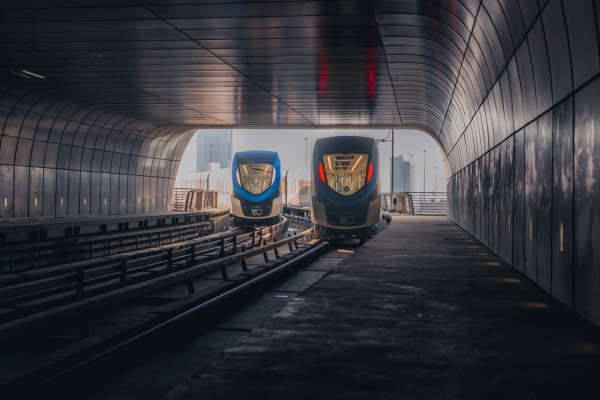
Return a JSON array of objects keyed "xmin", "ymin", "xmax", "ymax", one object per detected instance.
[
  {"xmin": 9, "ymin": 71, "xmax": 30, "ymax": 78},
  {"xmin": 22, "ymin": 70, "xmax": 45, "ymax": 79}
]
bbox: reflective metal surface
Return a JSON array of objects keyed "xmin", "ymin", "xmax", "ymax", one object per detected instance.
[{"xmin": 1, "ymin": 0, "xmax": 600, "ymax": 324}]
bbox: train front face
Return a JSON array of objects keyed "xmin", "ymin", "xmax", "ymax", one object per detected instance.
[
  {"xmin": 231, "ymin": 150, "xmax": 282, "ymax": 224},
  {"xmin": 311, "ymin": 136, "xmax": 382, "ymax": 238}
]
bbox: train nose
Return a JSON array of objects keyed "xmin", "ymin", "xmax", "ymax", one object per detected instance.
[{"xmin": 339, "ymin": 216, "xmax": 355, "ymax": 225}]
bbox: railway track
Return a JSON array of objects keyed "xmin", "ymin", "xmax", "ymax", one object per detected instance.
[{"xmin": 0, "ymin": 215, "xmax": 325, "ymax": 399}]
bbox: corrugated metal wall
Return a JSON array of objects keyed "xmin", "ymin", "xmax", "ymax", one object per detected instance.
[{"xmin": 447, "ymin": 0, "xmax": 600, "ymax": 327}]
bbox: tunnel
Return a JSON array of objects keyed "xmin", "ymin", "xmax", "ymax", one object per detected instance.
[{"xmin": 1, "ymin": 0, "xmax": 599, "ymax": 369}]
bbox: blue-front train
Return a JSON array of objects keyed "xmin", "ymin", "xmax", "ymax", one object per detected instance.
[
  {"xmin": 231, "ymin": 150, "xmax": 282, "ymax": 226},
  {"xmin": 311, "ymin": 136, "xmax": 381, "ymax": 241}
]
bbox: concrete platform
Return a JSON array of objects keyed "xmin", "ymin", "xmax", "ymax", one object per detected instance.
[
  {"xmin": 166, "ymin": 215, "xmax": 600, "ymax": 400},
  {"xmin": 0, "ymin": 209, "xmax": 226, "ymax": 233}
]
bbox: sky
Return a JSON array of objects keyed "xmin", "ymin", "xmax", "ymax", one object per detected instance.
[{"xmin": 177, "ymin": 129, "xmax": 447, "ymax": 193}]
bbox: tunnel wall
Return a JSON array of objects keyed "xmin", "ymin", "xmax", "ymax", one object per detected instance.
[
  {"xmin": 446, "ymin": 0, "xmax": 600, "ymax": 326},
  {"xmin": 0, "ymin": 101, "xmax": 194, "ymax": 219}
]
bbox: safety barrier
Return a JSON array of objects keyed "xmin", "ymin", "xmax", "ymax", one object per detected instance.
[
  {"xmin": 172, "ymin": 189, "xmax": 219, "ymax": 211},
  {"xmin": 382, "ymin": 192, "xmax": 447, "ymax": 216}
]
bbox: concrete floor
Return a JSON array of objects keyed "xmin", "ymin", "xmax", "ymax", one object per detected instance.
[
  {"xmin": 80, "ymin": 248, "xmax": 350, "ymax": 400},
  {"xmin": 165, "ymin": 215, "xmax": 600, "ymax": 400}
]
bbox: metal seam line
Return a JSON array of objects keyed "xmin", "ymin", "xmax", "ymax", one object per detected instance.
[
  {"xmin": 437, "ymin": 0, "xmax": 484, "ymax": 146},
  {"xmin": 445, "ymin": 0, "xmax": 571, "ymax": 182},
  {"xmin": 132, "ymin": 0, "xmax": 319, "ymax": 128},
  {"xmin": 444, "ymin": 0, "xmax": 552, "ymax": 161},
  {"xmin": 0, "ymin": 35, "xmax": 232, "ymax": 127},
  {"xmin": 369, "ymin": 0, "xmax": 404, "ymax": 128}
]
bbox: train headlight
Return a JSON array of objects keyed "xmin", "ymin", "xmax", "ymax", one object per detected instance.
[
  {"xmin": 318, "ymin": 162, "xmax": 326, "ymax": 183},
  {"xmin": 366, "ymin": 160, "xmax": 374, "ymax": 182}
]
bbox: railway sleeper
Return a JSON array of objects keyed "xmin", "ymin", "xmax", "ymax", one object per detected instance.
[
  {"xmin": 0, "ymin": 241, "xmax": 242, "ymax": 303},
  {"xmin": 0, "ymin": 240, "xmax": 325, "ymax": 399},
  {"xmin": 0, "ymin": 226, "xmax": 301, "ymax": 344}
]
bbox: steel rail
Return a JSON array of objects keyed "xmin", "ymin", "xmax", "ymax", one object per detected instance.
[
  {"xmin": 0, "ymin": 224, "xmax": 308, "ymax": 343},
  {"xmin": 4, "ymin": 238, "xmax": 328, "ymax": 400}
]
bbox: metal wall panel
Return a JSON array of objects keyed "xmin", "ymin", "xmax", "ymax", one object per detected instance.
[
  {"xmin": 128, "ymin": 175, "xmax": 136, "ymax": 215},
  {"xmin": 101, "ymin": 173, "xmax": 111, "ymax": 215},
  {"xmin": 110, "ymin": 174, "xmax": 120, "ymax": 215},
  {"xmin": 563, "ymin": 0, "xmax": 600, "ymax": 88},
  {"xmin": 14, "ymin": 167, "xmax": 29, "ymax": 219},
  {"xmin": 542, "ymin": 0, "xmax": 572, "ymax": 103},
  {"xmin": 135, "ymin": 176, "xmax": 143, "ymax": 214},
  {"xmin": 143, "ymin": 176, "xmax": 151, "ymax": 213},
  {"xmin": 0, "ymin": 166, "xmax": 14, "ymax": 219},
  {"xmin": 507, "ymin": 58, "xmax": 525, "ymax": 129},
  {"xmin": 504, "ymin": 134, "xmax": 514, "ymax": 265},
  {"xmin": 56, "ymin": 170, "xmax": 68, "ymax": 217},
  {"xmin": 43, "ymin": 168, "xmax": 56, "ymax": 218},
  {"xmin": 528, "ymin": 19, "xmax": 552, "ymax": 114},
  {"xmin": 574, "ymin": 79, "xmax": 600, "ymax": 326},
  {"xmin": 513, "ymin": 129, "xmax": 526, "ymax": 274},
  {"xmin": 552, "ymin": 97, "xmax": 573, "ymax": 306},
  {"xmin": 80, "ymin": 171, "xmax": 91, "ymax": 215},
  {"xmin": 0, "ymin": 137, "xmax": 17, "ymax": 165},
  {"xmin": 536, "ymin": 111, "xmax": 553, "ymax": 292},
  {"xmin": 119, "ymin": 175, "xmax": 128, "ymax": 215},
  {"xmin": 29, "ymin": 167, "xmax": 43, "ymax": 218},
  {"xmin": 30, "ymin": 141, "xmax": 46, "ymax": 168},
  {"xmin": 516, "ymin": 41, "xmax": 538, "ymax": 125},
  {"xmin": 495, "ymin": 145, "xmax": 504, "ymax": 256},
  {"xmin": 524, "ymin": 122, "xmax": 538, "ymax": 281},
  {"xmin": 68, "ymin": 171, "xmax": 80, "ymax": 216},
  {"xmin": 44, "ymin": 143, "xmax": 59, "ymax": 169},
  {"xmin": 15, "ymin": 139, "xmax": 33, "ymax": 167},
  {"xmin": 90, "ymin": 172, "xmax": 101, "ymax": 215}
]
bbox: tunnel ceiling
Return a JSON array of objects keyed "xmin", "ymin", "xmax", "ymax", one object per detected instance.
[
  {"xmin": 3, "ymin": 0, "xmax": 598, "ymax": 222},
  {"xmin": 4, "ymin": 0, "xmax": 600, "ymax": 331},
  {"xmin": 0, "ymin": 0, "xmax": 522, "ymax": 157}
]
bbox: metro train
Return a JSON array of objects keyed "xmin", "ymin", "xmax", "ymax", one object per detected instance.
[
  {"xmin": 311, "ymin": 136, "xmax": 381, "ymax": 242},
  {"xmin": 231, "ymin": 150, "xmax": 282, "ymax": 226}
]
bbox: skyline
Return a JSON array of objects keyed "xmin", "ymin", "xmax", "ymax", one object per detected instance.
[{"xmin": 178, "ymin": 129, "xmax": 447, "ymax": 193}]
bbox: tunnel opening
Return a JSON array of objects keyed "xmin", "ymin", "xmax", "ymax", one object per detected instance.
[
  {"xmin": 175, "ymin": 128, "xmax": 447, "ymax": 209},
  {"xmin": 0, "ymin": 0, "xmax": 598, "ymax": 329}
]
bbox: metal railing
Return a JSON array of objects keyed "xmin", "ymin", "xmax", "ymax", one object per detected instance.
[
  {"xmin": 382, "ymin": 192, "xmax": 447, "ymax": 216},
  {"xmin": 0, "ymin": 215, "xmax": 306, "ymax": 343},
  {"xmin": 172, "ymin": 189, "xmax": 218, "ymax": 211}
]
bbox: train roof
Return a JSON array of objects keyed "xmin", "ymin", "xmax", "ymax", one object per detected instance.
[
  {"xmin": 314, "ymin": 136, "xmax": 376, "ymax": 145},
  {"xmin": 313, "ymin": 136, "xmax": 377, "ymax": 154},
  {"xmin": 233, "ymin": 150, "xmax": 279, "ymax": 164}
]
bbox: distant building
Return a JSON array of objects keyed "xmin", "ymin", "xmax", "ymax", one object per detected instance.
[
  {"xmin": 196, "ymin": 129, "xmax": 232, "ymax": 172},
  {"xmin": 390, "ymin": 155, "xmax": 414, "ymax": 192}
]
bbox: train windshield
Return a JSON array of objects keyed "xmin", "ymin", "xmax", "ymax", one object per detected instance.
[
  {"xmin": 321, "ymin": 153, "xmax": 369, "ymax": 196},
  {"xmin": 237, "ymin": 162, "xmax": 275, "ymax": 195}
]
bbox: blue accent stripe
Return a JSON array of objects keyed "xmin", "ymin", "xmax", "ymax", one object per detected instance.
[{"xmin": 232, "ymin": 151, "xmax": 281, "ymax": 202}]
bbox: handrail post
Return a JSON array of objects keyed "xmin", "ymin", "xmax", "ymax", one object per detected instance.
[
  {"xmin": 76, "ymin": 266, "xmax": 85, "ymax": 299},
  {"xmin": 219, "ymin": 237, "xmax": 225, "ymax": 257},
  {"xmin": 120, "ymin": 260, "xmax": 127, "ymax": 285},
  {"xmin": 186, "ymin": 264, "xmax": 195, "ymax": 294},
  {"xmin": 167, "ymin": 248, "xmax": 173, "ymax": 273},
  {"xmin": 190, "ymin": 244, "xmax": 196, "ymax": 266},
  {"xmin": 231, "ymin": 234, "xmax": 237, "ymax": 255},
  {"xmin": 241, "ymin": 245, "xmax": 248, "ymax": 271}
]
